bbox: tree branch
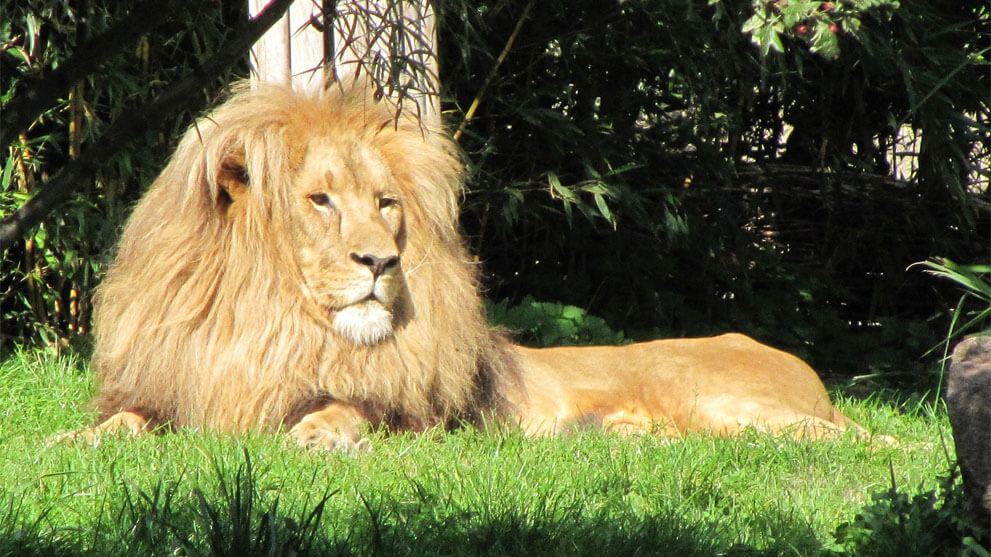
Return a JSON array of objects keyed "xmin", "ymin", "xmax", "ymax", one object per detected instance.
[
  {"xmin": 0, "ymin": 0, "xmax": 295, "ymax": 253},
  {"xmin": 1, "ymin": 0, "xmax": 184, "ymax": 148}
]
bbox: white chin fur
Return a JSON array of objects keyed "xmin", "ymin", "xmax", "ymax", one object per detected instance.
[{"xmin": 332, "ymin": 302, "xmax": 394, "ymax": 345}]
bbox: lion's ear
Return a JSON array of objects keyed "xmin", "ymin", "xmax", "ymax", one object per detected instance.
[{"xmin": 216, "ymin": 150, "xmax": 249, "ymax": 209}]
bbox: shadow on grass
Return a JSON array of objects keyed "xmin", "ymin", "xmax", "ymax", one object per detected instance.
[
  {"xmin": 0, "ymin": 504, "xmax": 820, "ymax": 557},
  {"xmin": 0, "ymin": 448, "xmax": 824, "ymax": 556},
  {"xmin": 9, "ymin": 485, "xmax": 982, "ymax": 556},
  {"xmin": 13, "ymin": 448, "xmax": 983, "ymax": 556}
]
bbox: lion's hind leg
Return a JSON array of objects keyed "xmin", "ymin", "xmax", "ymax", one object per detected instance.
[
  {"xmin": 47, "ymin": 411, "xmax": 150, "ymax": 446},
  {"xmin": 736, "ymin": 409, "xmax": 897, "ymax": 444},
  {"xmin": 719, "ymin": 411, "xmax": 877, "ymax": 441},
  {"xmin": 755, "ymin": 414, "xmax": 853, "ymax": 440}
]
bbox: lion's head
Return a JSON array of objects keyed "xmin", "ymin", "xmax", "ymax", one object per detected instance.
[{"xmin": 91, "ymin": 82, "xmax": 515, "ymax": 432}]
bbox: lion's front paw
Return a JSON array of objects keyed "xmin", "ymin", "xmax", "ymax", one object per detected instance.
[
  {"xmin": 46, "ymin": 411, "xmax": 149, "ymax": 447},
  {"xmin": 46, "ymin": 428, "xmax": 98, "ymax": 447},
  {"xmin": 288, "ymin": 420, "xmax": 372, "ymax": 454}
]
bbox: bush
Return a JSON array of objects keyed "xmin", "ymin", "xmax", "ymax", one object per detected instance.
[{"xmin": 487, "ymin": 296, "xmax": 626, "ymax": 347}]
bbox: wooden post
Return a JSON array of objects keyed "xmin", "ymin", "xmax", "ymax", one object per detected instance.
[
  {"xmin": 247, "ymin": 0, "xmax": 328, "ymax": 93},
  {"xmin": 248, "ymin": 0, "xmax": 439, "ymax": 128}
]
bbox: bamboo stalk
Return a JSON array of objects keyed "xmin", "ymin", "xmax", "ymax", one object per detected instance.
[{"xmin": 453, "ymin": 0, "xmax": 534, "ymax": 142}]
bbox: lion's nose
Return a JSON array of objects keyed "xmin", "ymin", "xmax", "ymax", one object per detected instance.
[{"xmin": 351, "ymin": 252, "xmax": 399, "ymax": 278}]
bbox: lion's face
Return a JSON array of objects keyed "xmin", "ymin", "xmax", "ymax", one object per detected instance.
[{"xmin": 289, "ymin": 138, "xmax": 407, "ymax": 345}]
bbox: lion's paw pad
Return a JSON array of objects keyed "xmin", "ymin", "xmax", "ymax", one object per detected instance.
[{"xmin": 289, "ymin": 426, "xmax": 372, "ymax": 455}]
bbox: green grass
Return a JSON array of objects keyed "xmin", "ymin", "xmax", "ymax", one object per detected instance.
[{"xmin": 0, "ymin": 348, "xmax": 979, "ymax": 556}]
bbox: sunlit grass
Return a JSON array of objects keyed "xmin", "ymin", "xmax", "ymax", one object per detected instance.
[{"xmin": 0, "ymin": 348, "xmax": 962, "ymax": 555}]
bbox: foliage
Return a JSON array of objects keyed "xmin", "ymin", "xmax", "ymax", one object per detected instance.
[
  {"xmin": 1, "ymin": 0, "xmax": 247, "ymax": 349},
  {"xmin": 913, "ymin": 257, "xmax": 991, "ymax": 349},
  {"xmin": 833, "ymin": 469, "xmax": 990, "ymax": 555},
  {"xmin": 438, "ymin": 0, "xmax": 988, "ymax": 376},
  {"xmin": 487, "ymin": 296, "xmax": 626, "ymax": 346},
  {"xmin": 735, "ymin": 0, "xmax": 901, "ymax": 59}
]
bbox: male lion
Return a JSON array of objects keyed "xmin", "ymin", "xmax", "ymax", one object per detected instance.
[{"xmin": 62, "ymin": 83, "xmax": 865, "ymax": 450}]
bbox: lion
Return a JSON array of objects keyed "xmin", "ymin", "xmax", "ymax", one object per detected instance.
[{"xmin": 59, "ymin": 82, "xmax": 867, "ymax": 450}]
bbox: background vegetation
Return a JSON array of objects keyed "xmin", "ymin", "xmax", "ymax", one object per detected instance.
[
  {"xmin": 2, "ymin": 0, "xmax": 988, "ymax": 384},
  {"xmin": 1, "ymin": 0, "xmax": 270, "ymax": 348},
  {"xmin": 441, "ymin": 0, "xmax": 989, "ymax": 379}
]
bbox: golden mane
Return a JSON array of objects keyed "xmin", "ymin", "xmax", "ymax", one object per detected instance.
[{"xmin": 91, "ymin": 82, "xmax": 516, "ymax": 434}]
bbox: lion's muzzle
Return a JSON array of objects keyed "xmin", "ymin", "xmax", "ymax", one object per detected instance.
[
  {"xmin": 350, "ymin": 252, "xmax": 399, "ymax": 278},
  {"xmin": 330, "ymin": 259, "xmax": 402, "ymax": 345}
]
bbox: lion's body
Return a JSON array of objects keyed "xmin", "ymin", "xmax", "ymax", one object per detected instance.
[
  {"xmin": 509, "ymin": 334, "xmax": 858, "ymax": 439},
  {"xmin": 70, "ymin": 83, "xmax": 865, "ymax": 448}
]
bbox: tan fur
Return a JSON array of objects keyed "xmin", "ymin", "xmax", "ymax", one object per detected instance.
[
  {"xmin": 507, "ymin": 334, "xmax": 864, "ymax": 439},
  {"xmin": 67, "ymin": 83, "xmax": 867, "ymax": 448}
]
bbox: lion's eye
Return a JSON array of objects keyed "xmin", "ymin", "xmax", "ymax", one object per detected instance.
[
  {"xmin": 378, "ymin": 196, "xmax": 399, "ymax": 210},
  {"xmin": 308, "ymin": 193, "xmax": 334, "ymax": 210}
]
